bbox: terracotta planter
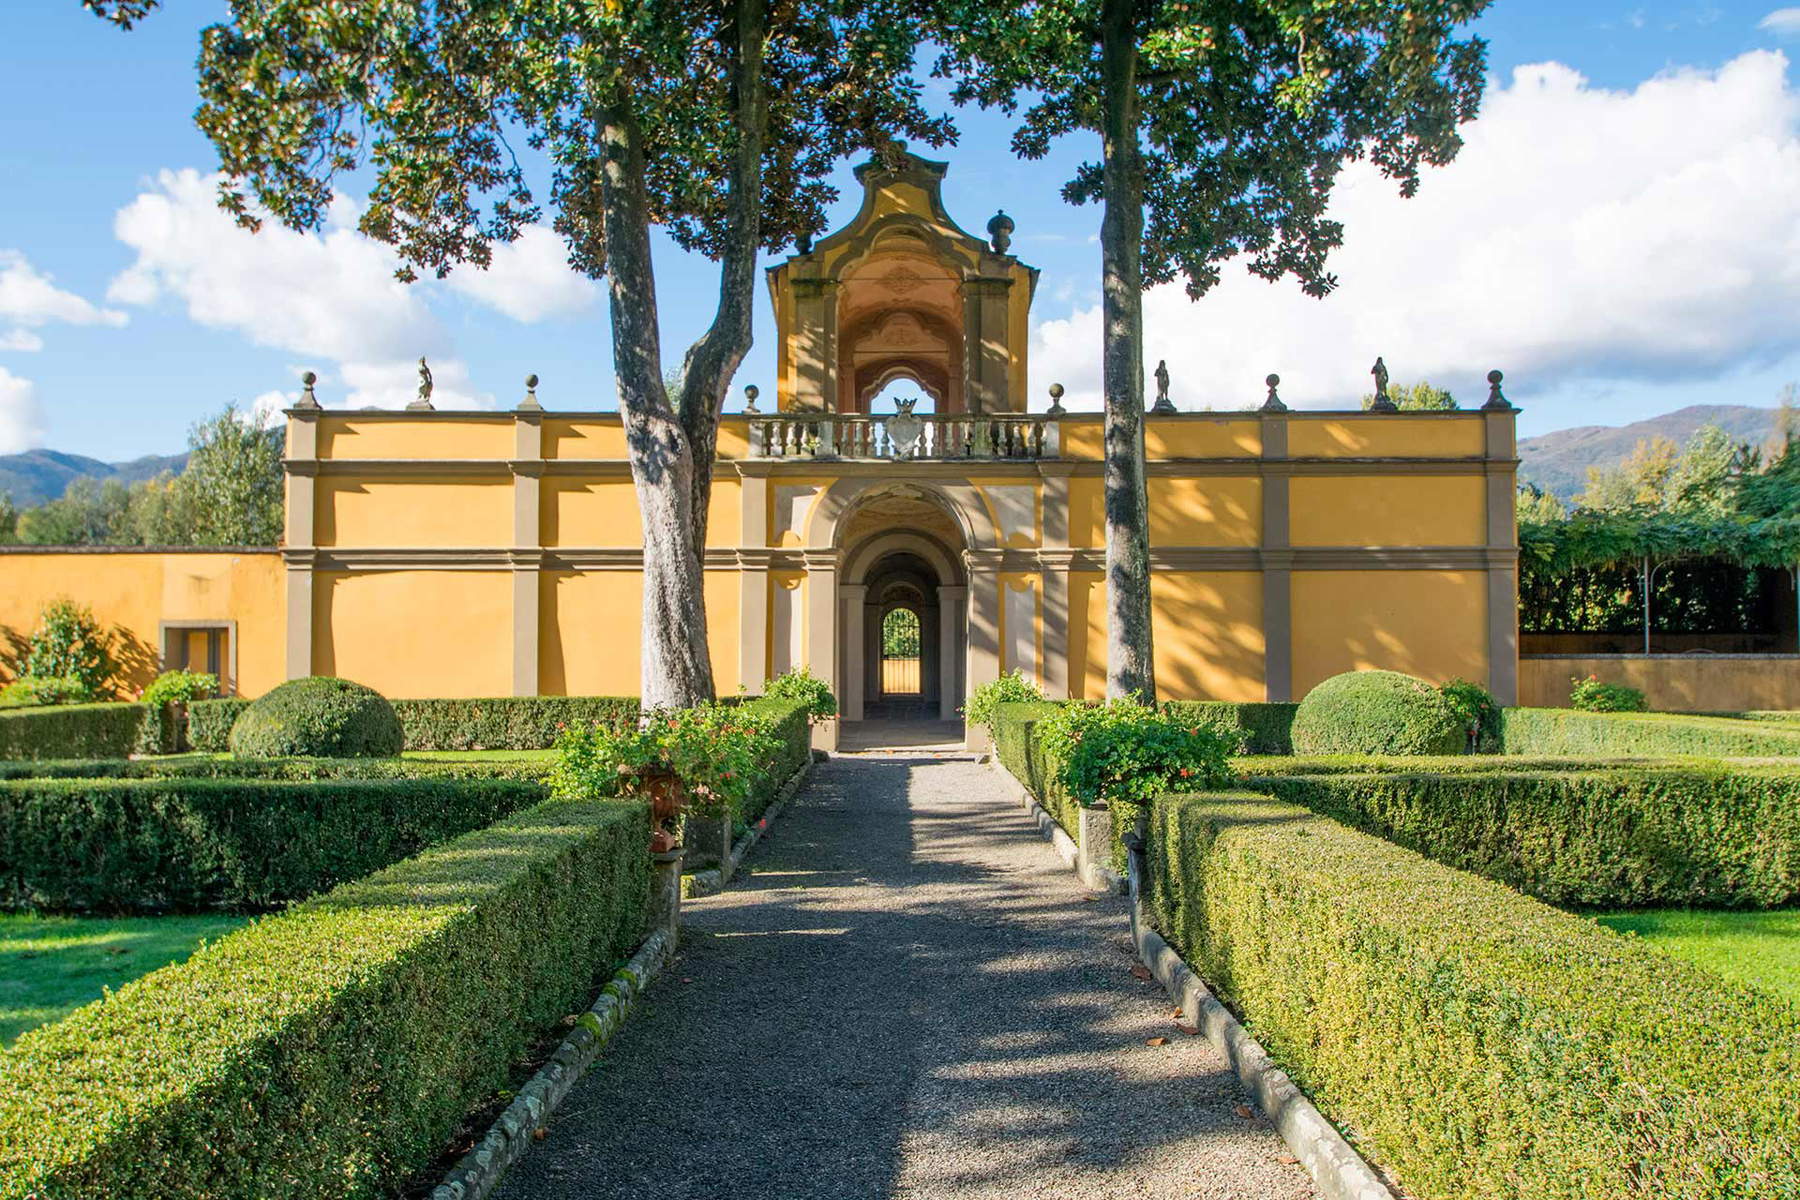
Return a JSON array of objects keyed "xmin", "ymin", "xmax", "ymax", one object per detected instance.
[{"xmin": 630, "ymin": 766, "xmax": 688, "ymax": 851}]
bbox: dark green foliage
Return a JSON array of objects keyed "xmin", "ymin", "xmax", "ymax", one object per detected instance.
[
  {"xmin": 229, "ymin": 677, "xmax": 403, "ymax": 758},
  {"xmin": 1436, "ymin": 677, "xmax": 1500, "ymax": 750},
  {"xmin": 0, "ymin": 776, "xmax": 546, "ymax": 914},
  {"xmin": 21, "ymin": 599, "xmax": 117, "ymax": 696},
  {"xmin": 1144, "ymin": 792, "xmax": 1800, "ymax": 1200},
  {"xmin": 0, "ymin": 755, "xmax": 552, "ymax": 784},
  {"xmin": 0, "ymin": 703, "xmax": 147, "ymax": 761},
  {"xmin": 1290, "ymin": 670, "xmax": 1465, "ymax": 756},
  {"xmin": 1499, "ymin": 707, "xmax": 1800, "ymax": 757},
  {"xmin": 1246, "ymin": 766, "xmax": 1800, "ymax": 909},
  {"xmin": 390, "ymin": 695, "xmax": 639, "ymax": 751},
  {"xmin": 0, "ymin": 796, "xmax": 649, "ymax": 1200},
  {"xmin": 736, "ymin": 697, "xmax": 813, "ymax": 824},
  {"xmin": 1160, "ymin": 701, "xmax": 1296, "ymax": 754},
  {"xmin": 186, "ymin": 696, "xmax": 250, "ymax": 751},
  {"xmin": 991, "ymin": 700, "xmax": 1074, "ymax": 830},
  {"xmin": 1569, "ymin": 675, "xmax": 1648, "ymax": 712}
]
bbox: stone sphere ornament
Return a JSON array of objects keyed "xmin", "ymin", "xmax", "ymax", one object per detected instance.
[{"xmin": 986, "ymin": 210, "xmax": 1015, "ymax": 254}]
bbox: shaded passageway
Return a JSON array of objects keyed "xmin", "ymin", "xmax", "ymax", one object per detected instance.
[{"xmin": 492, "ymin": 756, "xmax": 1314, "ymax": 1200}]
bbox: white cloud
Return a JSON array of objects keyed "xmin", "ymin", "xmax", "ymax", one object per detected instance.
[
  {"xmin": 0, "ymin": 250, "xmax": 126, "ymax": 356},
  {"xmin": 443, "ymin": 224, "xmax": 599, "ymax": 322},
  {"xmin": 107, "ymin": 169, "xmax": 513, "ymax": 408},
  {"xmin": 0, "ymin": 367, "xmax": 42, "ymax": 454},
  {"xmin": 1032, "ymin": 51, "xmax": 1800, "ymax": 411},
  {"xmin": 1763, "ymin": 8, "xmax": 1800, "ymax": 36}
]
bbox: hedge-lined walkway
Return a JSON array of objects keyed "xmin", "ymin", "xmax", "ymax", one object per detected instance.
[{"xmin": 493, "ymin": 755, "xmax": 1313, "ymax": 1200}]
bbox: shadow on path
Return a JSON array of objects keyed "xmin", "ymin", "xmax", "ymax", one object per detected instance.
[{"xmin": 491, "ymin": 757, "xmax": 1314, "ymax": 1200}]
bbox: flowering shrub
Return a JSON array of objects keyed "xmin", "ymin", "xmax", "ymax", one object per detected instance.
[
  {"xmin": 762, "ymin": 666, "xmax": 838, "ymax": 720},
  {"xmin": 1439, "ymin": 677, "xmax": 1500, "ymax": 752},
  {"xmin": 1037, "ymin": 700, "xmax": 1231, "ymax": 807},
  {"xmin": 140, "ymin": 669, "xmax": 219, "ymax": 708},
  {"xmin": 549, "ymin": 702, "xmax": 784, "ymax": 820},
  {"xmin": 964, "ymin": 670, "xmax": 1046, "ymax": 733},
  {"xmin": 1570, "ymin": 675, "xmax": 1648, "ymax": 713}
]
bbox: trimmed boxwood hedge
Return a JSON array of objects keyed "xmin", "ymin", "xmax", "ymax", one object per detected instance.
[
  {"xmin": 0, "ymin": 776, "xmax": 548, "ymax": 913},
  {"xmin": 1160, "ymin": 700, "xmax": 1296, "ymax": 754},
  {"xmin": 0, "ymin": 702, "xmax": 150, "ymax": 761},
  {"xmin": 0, "ymin": 755, "xmax": 554, "ymax": 783},
  {"xmin": 392, "ymin": 695, "xmax": 639, "ymax": 751},
  {"xmin": 992, "ymin": 700, "xmax": 1077, "ymax": 834},
  {"xmin": 735, "ymin": 697, "xmax": 812, "ymax": 824},
  {"xmin": 230, "ymin": 677, "xmax": 404, "ymax": 759},
  {"xmin": 1500, "ymin": 707, "xmax": 1800, "ymax": 757},
  {"xmin": 187, "ymin": 696, "xmax": 250, "ymax": 752},
  {"xmin": 1146, "ymin": 792, "xmax": 1800, "ymax": 1200},
  {"xmin": 1246, "ymin": 765, "xmax": 1800, "ymax": 909},
  {"xmin": 1290, "ymin": 670, "xmax": 1464, "ymax": 756},
  {"xmin": 0, "ymin": 795, "xmax": 650, "ymax": 1200}
]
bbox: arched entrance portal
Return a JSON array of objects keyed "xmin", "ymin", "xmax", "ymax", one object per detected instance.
[{"xmin": 837, "ymin": 490, "xmax": 968, "ymax": 723}]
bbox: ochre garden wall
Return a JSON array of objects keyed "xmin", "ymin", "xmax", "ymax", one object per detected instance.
[
  {"xmin": 1520, "ymin": 655, "xmax": 1800, "ymax": 711},
  {"xmin": 2, "ymin": 405, "xmax": 1519, "ymax": 710}
]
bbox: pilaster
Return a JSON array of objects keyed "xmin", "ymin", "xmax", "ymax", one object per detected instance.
[
  {"xmin": 511, "ymin": 413, "xmax": 544, "ymax": 696},
  {"xmin": 841, "ymin": 583, "xmax": 868, "ymax": 721},
  {"xmin": 1260, "ymin": 411, "xmax": 1293, "ymax": 702},
  {"xmin": 938, "ymin": 584, "xmax": 968, "ymax": 721},
  {"xmin": 1485, "ymin": 407, "xmax": 1520, "ymax": 705},
  {"xmin": 1040, "ymin": 467, "xmax": 1072, "ymax": 699},
  {"xmin": 283, "ymin": 409, "xmax": 319, "ymax": 681},
  {"xmin": 966, "ymin": 568, "xmax": 1001, "ymax": 746},
  {"xmin": 738, "ymin": 473, "xmax": 771, "ymax": 691},
  {"xmin": 804, "ymin": 550, "xmax": 839, "ymax": 703}
]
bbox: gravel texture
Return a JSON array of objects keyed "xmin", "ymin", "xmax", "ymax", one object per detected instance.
[{"xmin": 491, "ymin": 754, "xmax": 1316, "ymax": 1200}]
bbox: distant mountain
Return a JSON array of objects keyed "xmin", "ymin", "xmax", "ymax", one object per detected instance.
[
  {"xmin": 1517, "ymin": 404, "xmax": 1784, "ymax": 500},
  {"xmin": 0, "ymin": 449, "xmax": 188, "ymax": 508}
]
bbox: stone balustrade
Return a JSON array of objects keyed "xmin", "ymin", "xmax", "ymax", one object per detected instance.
[{"xmin": 747, "ymin": 412, "xmax": 1060, "ymax": 460}]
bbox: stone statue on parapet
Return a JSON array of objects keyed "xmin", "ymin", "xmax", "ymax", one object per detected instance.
[
  {"xmin": 1368, "ymin": 356, "xmax": 1396, "ymax": 412},
  {"xmin": 411, "ymin": 356, "xmax": 436, "ymax": 411},
  {"xmin": 1152, "ymin": 359, "xmax": 1176, "ymax": 413}
]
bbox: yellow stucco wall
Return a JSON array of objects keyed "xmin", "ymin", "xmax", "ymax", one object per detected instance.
[
  {"xmin": 317, "ymin": 417, "xmax": 513, "ymax": 460},
  {"xmin": 316, "ymin": 478, "xmax": 513, "ymax": 548},
  {"xmin": 1148, "ymin": 478, "xmax": 1261, "ymax": 547},
  {"xmin": 1290, "ymin": 570, "xmax": 1488, "ymax": 694},
  {"xmin": 1518, "ymin": 656, "xmax": 1800, "ymax": 710},
  {"xmin": 543, "ymin": 421, "xmax": 629, "ymax": 460},
  {"xmin": 1152, "ymin": 572, "xmax": 1265, "ymax": 701},
  {"xmin": 1288, "ymin": 477, "xmax": 1486, "ymax": 547},
  {"xmin": 1146, "ymin": 420, "xmax": 1261, "ymax": 459},
  {"xmin": 312, "ymin": 570, "xmax": 513, "ymax": 697},
  {"xmin": 1287, "ymin": 417, "xmax": 1485, "ymax": 459},
  {"xmin": 541, "ymin": 571, "xmax": 643, "ymax": 696},
  {"xmin": 1069, "ymin": 572, "xmax": 1107, "ymax": 702},
  {"xmin": 0, "ymin": 551, "xmax": 283, "ymax": 697}
]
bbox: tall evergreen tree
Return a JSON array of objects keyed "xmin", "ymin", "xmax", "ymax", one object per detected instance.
[
  {"xmin": 85, "ymin": 0, "xmax": 951, "ymax": 709},
  {"xmin": 935, "ymin": 0, "xmax": 1489, "ymax": 699}
]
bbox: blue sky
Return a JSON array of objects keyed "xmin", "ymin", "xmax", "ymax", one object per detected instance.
[{"xmin": 1, "ymin": 2, "xmax": 1798, "ymax": 460}]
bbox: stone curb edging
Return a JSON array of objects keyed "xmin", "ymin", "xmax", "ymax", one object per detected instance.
[
  {"xmin": 683, "ymin": 755, "xmax": 815, "ymax": 898},
  {"xmin": 429, "ymin": 926, "xmax": 674, "ymax": 1200},
  {"xmin": 988, "ymin": 758, "xmax": 1127, "ymax": 894},
  {"xmin": 991, "ymin": 759, "xmax": 1395, "ymax": 1200},
  {"xmin": 1131, "ymin": 914, "xmax": 1396, "ymax": 1200}
]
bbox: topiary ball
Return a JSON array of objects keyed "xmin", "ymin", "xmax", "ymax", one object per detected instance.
[
  {"xmin": 1290, "ymin": 669, "xmax": 1466, "ymax": 757},
  {"xmin": 228, "ymin": 676, "xmax": 404, "ymax": 759}
]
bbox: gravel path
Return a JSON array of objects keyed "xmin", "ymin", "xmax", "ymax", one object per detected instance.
[{"xmin": 491, "ymin": 755, "xmax": 1316, "ymax": 1200}]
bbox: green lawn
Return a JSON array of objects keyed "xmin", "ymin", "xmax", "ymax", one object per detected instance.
[
  {"xmin": 1596, "ymin": 908, "xmax": 1800, "ymax": 1004},
  {"xmin": 0, "ymin": 913, "xmax": 248, "ymax": 1045}
]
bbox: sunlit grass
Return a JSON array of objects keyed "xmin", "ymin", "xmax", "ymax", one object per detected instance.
[
  {"xmin": 0, "ymin": 913, "xmax": 248, "ymax": 1044},
  {"xmin": 1596, "ymin": 908, "xmax": 1800, "ymax": 1004}
]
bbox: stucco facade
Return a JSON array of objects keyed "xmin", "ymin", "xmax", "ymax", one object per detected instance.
[{"xmin": 0, "ymin": 153, "xmax": 1519, "ymax": 722}]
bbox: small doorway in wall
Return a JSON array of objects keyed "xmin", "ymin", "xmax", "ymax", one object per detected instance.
[
  {"xmin": 159, "ymin": 622, "xmax": 234, "ymax": 696},
  {"xmin": 880, "ymin": 606, "xmax": 923, "ymax": 699}
]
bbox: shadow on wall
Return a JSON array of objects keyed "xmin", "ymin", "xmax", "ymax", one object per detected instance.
[{"xmin": 113, "ymin": 626, "xmax": 160, "ymax": 697}]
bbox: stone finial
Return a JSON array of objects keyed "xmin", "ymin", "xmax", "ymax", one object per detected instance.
[
  {"xmin": 1261, "ymin": 373, "xmax": 1287, "ymax": 413},
  {"xmin": 796, "ymin": 230, "xmax": 814, "ymax": 255},
  {"xmin": 518, "ymin": 373, "xmax": 542, "ymax": 411},
  {"xmin": 1367, "ymin": 355, "xmax": 1396, "ymax": 412},
  {"xmin": 1046, "ymin": 382, "xmax": 1066, "ymax": 415},
  {"xmin": 1151, "ymin": 359, "xmax": 1176, "ymax": 413},
  {"xmin": 409, "ymin": 356, "xmax": 436, "ymax": 411},
  {"xmin": 743, "ymin": 384, "xmax": 761, "ymax": 414},
  {"xmin": 986, "ymin": 210, "xmax": 1014, "ymax": 254},
  {"xmin": 1482, "ymin": 368, "xmax": 1511, "ymax": 411},
  {"xmin": 295, "ymin": 370, "xmax": 321, "ymax": 410}
]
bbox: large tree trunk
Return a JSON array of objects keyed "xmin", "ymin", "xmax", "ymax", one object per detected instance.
[
  {"xmin": 598, "ymin": 93, "xmax": 714, "ymax": 711},
  {"xmin": 598, "ymin": 1, "xmax": 768, "ymax": 712},
  {"xmin": 1099, "ymin": 0, "xmax": 1155, "ymax": 702}
]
